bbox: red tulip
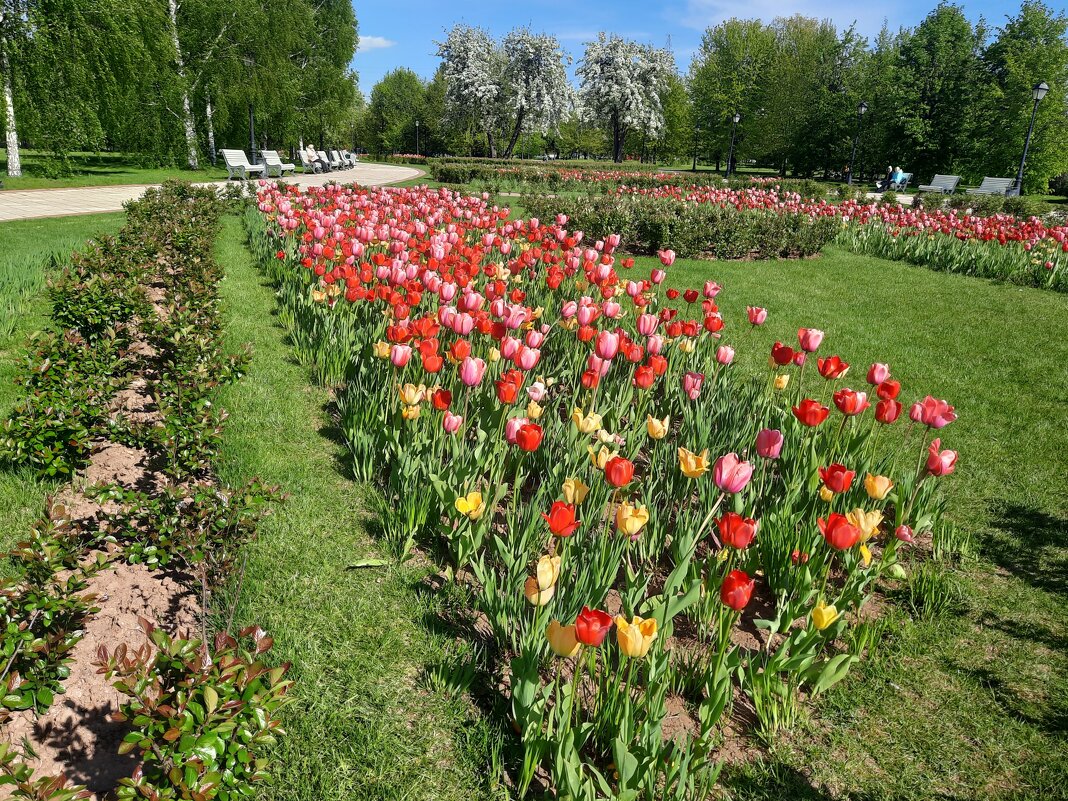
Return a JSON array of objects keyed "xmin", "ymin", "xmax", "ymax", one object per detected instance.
[
  {"xmin": 604, "ymin": 456, "xmax": 634, "ymax": 487},
  {"xmin": 875, "ymin": 398, "xmax": 902, "ymax": 424},
  {"xmin": 575, "ymin": 606, "xmax": 613, "ymax": 646},
  {"xmin": 542, "ymin": 502, "xmax": 581, "ymax": 537},
  {"xmin": 720, "ymin": 569, "xmax": 755, "ymax": 610},
  {"xmin": 792, "ymin": 399, "xmax": 830, "ymax": 427},
  {"xmin": 876, "ymin": 379, "xmax": 900, "ymax": 400},
  {"xmin": 818, "ymin": 513, "xmax": 862, "ymax": 550},
  {"xmin": 633, "ymin": 364, "xmax": 655, "ymax": 389},
  {"xmin": 515, "ymin": 423, "xmax": 543, "ymax": 452},
  {"xmin": 431, "ymin": 388, "xmax": 452, "ymax": 411},
  {"xmin": 771, "ymin": 341, "xmax": 795, "ymax": 366},
  {"xmin": 819, "ymin": 463, "xmax": 855, "ymax": 493},
  {"xmin": 718, "ymin": 512, "xmax": 758, "ymax": 549},
  {"xmin": 817, "ymin": 356, "xmax": 849, "ymax": 379},
  {"xmin": 683, "ymin": 289, "xmax": 699, "ymax": 304},
  {"xmin": 833, "ymin": 388, "xmax": 870, "ymax": 416},
  {"xmin": 496, "ymin": 377, "xmax": 520, "ymax": 404}
]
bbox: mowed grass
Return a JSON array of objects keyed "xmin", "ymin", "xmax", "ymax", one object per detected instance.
[
  {"xmin": 649, "ymin": 247, "xmax": 1068, "ymax": 799},
  {"xmin": 213, "ymin": 217, "xmax": 505, "ymax": 801},
  {"xmin": 1, "ymin": 150, "xmax": 229, "ymax": 190},
  {"xmin": 0, "ymin": 211, "xmax": 126, "ymax": 571}
]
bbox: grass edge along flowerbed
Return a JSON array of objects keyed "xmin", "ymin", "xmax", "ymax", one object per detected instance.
[
  {"xmin": 246, "ymin": 182, "xmax": 964, "ymax": 799},
  {"xmin": 0, "ymin": 183, "xmax": 290, "ymax": 800}
]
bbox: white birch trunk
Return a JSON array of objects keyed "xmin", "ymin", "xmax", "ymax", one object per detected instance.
[
  {"xmin": 168, "ymin": 0, "xmax": 198, "ymax": 169},
  {"xmin": 1, "ymin": 37, "xmax": 20, "ymax": 178},
  {"xmin": 205, "ymin": 96, "xmax": 215, "ymax": 165}
]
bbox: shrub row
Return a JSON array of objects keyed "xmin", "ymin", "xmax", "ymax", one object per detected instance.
[
  {"xmin": 521, "ymin": 193, "xmax": 841, "ymax": 260},
  {"xmin": 0, "ymin": 182, "xmax": 288, "ymax": 800}
]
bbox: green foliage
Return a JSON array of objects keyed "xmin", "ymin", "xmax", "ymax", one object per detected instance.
[
  {"xmin": 362, "ymin": 68, "xmax": 427, "ymax": 155},
  {"xmin": 97, "ymin": 623, "xmax": 292, "ymax": 801},
  {"xmin": 905, "ymin": 562, "xmax": 963, "ymax": 619},
  {"xmin": 0, "ymin": 743, "xmax": 91, "ymax": 800}
]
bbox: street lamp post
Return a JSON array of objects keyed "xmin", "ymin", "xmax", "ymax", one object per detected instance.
[
  {"xmin": 692, "ymin": 125, "xmax": 701, "ymax": 172},
  {"xmin": 725, "ymin": 112, "xmax": 741, "ymax": 178},
  {"xmin": 847, "ymin": 101, "xmax": 868, "ymax": 186},
  {"xmin": 1013, "ymin": 80, "xmax": 1049, "ymax": 196},
  {"xmin": 415, "ymin": 119, "xmax": 420, "ymax": 157},
  {"xmin": 242, "ymin": 56, "xmax": 257, "ymax": 163}
]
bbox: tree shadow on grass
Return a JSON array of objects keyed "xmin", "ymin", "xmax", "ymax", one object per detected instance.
[
  {"xmin": 721, "ymin": 760, "xmax": 971, "ymax": 800},
  {"xmin": 981, "ymin": 501, "xmax": 1068, "ymax": 600}
]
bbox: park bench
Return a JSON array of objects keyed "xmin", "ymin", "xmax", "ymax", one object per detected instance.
[
  {"xmin": 889, "ymin": 172, "xmax": 912, "ymax": 191},
  {"xmin": 967, "ymin": 177, "xmax": 1014, "ymax": 196},
  {"xmin": 261, "ymin": 150, "xmax": 295, "ymax": 178},
  {"xmin": 341, "ymin": 150, "xmax": 358, "ymax": 167},
  {"xmin": 221, "ymin": 149, "xmax": 265, "ymax": 180},
  {"xmin": 298, "ymin": 151, "xmax": 323, "ymax": 173},
  {"xmin": 918, "ymin": 175, "xmax": 961, "ymax": 194},
  {"xmin": 328, "ymin": 150, "xmax": 345, "ymax": 170}
]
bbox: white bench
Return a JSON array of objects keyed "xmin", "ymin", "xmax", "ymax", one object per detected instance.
[
  {"xmin": 918, "ymin": 174, "xmax": 961, "ymax": 194},
  {"xmin": 221, "ymin": 149, "xmax": 265, "ymax": 180},
  {"xmin": 889, "ymin": 172, "xmax": 912, "ymax": 191},
  {"xmin": 328, "ymin": 150, "xmax": 345, "ymax": 170},
  {"xmin": 967, "ymin": 177, "xmax": 1014, "ymax": 196},
  {"xmin": 261, "ymin": 150, "xmax": 296, "ymax": 177}
]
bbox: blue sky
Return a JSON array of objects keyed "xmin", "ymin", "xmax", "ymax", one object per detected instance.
[{"xmin": 351, "ymin": 0, "xmax": 1048, "ymax": 96}]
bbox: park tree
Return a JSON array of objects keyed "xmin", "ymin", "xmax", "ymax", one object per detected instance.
[
  {"xmin": 437, "ymin": 24, "xmax": 506, "ymax": 156},
  {"xmin": 688, "ymin": 18, "xmax": 775, "ymax": 169},
  {"xmin": 499, "ymin": 28, "xmax": 571, "ymax": 157},
  {"xmin": 894, "ymin": 2, "xmax": 986, "ymax": 181},
  {"xmin": 577, "ymin": 33, "xmax": 674, "ymax": 162},
  {"xmin": 364, "ymin": 68, "xmax": 426, "ymax": 154},
  {"xmin": 977, "ymin": 0, "xmax": 1068, "ymax": 192}
]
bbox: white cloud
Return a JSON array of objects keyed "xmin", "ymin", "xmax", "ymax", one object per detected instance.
[{"xmin": 358, "ymin": 35, "xmax": 396, "ymax": 53}]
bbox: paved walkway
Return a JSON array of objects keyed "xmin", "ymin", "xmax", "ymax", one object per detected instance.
[{"xmin": 0, "ymin": 162, "xmax": 423, "ymax": 222}]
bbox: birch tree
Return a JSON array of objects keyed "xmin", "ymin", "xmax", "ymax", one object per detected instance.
[{"xmin": 577, "ymin": 34, "xmax": 674, "ymax": 162}]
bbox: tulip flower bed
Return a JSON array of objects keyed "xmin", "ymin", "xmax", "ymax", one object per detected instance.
[
  {"xmin": 248, "ymin": 181, "xmax": 963, "ymax": 798},
  {"xmin": 603, "ymin": 184, "xmax": 1067, "ymax": 290}
]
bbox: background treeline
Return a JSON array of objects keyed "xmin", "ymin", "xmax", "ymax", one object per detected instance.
[
  {"xmin": 360, "ymin": 1, "xmax": 1068, "ymax": 193},
  {"xmin": 0, "ymin": 0, "xmax": 359, "ymax": 176}
]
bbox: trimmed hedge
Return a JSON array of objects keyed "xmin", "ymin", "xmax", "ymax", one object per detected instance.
[{"xmin": 521, "ymin": 193, "xmax": 841, "ymax": 260}]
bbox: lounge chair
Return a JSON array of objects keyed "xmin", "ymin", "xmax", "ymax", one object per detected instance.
[
  {"xmin": 221, "ymin": 149, "xmax": 265, "ymax": 180},
  {"xmin": 889, "ymin": 172, "xmax": 912, "ymax": 192},
  {"xmin": 328, "ymin": 150, "xmax": 345, "ymax": 170},
  {"xmin": 918, "ymin": 175, "xmax": 961, "ymax": 195},
  {"xmin": 966, "ymin": 177, "xmax": 1014, "ymax": 196},
  {"xmin": 261, "ymin": 150, "xmax": 296, "ymax": 178}
]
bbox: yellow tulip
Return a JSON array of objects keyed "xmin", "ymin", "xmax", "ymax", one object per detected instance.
[
  {"xmin": 646, "ymin": 414, "xmax": 669, "ymax": 440},
  {"xmin": 615, "ymin": 615, "xmax": 658, "ymax": 658},
  {"xmin": 546, "ymin": 620, "xmax": 580, "ymax": 657},
  {"xmin": 678, "ymin": 447, "xmax": 710, "ymax": 479},
  {"xmin": 678, "ymin": 337, "xmax": 696, "ymax": 353},
  {"xmin": 526, "ymin": 400, "xmax": 543, "ymax": 420},
  {"xmin": 454, "ymin": 491, "xmax": 485, "ymax": 521},
  {"xmin": 819, "ymin": 485, "xmax": 834, "ymax": 503},
  {"xmin": 398, "ymin": 383, "xmax": 425, "ymax": 405},
  {"xmin": 575, "ymin": 278, "xmax": 590, "ymax": 291},
  {"xmin": 488, "ymin": 347, "xmax": 501, "ymax": 363},
  {"xmin": 811, "ymin": 602, "xmax": 840, "ymax": 630},
  {"xmin": 524, "ymin": 576, "xmax": 555, "ymax": 606},
  {"xmin": 847, "ymin": 508, "xmax": 884, "ymax": 542},
  {"xmin": 562, "ymin": 477, "xmax": 589, "ymax": 505},
  {"xmin": 597, "ymin": 429, "xmax": 616, "ymax": 444},
  {"xmin": 571, "ymin": 407, "xmax": 603, "ymax": 434},
  {"xmin": 311, "ymin": 288, "xmax": 327, "ymax": 303},
  {"xmin": 859, "ymin": 543, "xmax": 873, "ymax": 567},
  {"xmin": 774, "ymin": 374, "xmax": 791, "ymax": 390},
  {"xmin": 373, "ymin": 341, "xmax": 391, "ymax": 359},
  {"xmin": 536, "ymin": 555, "xmax": 561, "ymax": 591},
  {"xmin": 589, "ymin": 445, "xmax": 616, "ymax": 470},
  {"xmin": 615, "ymin": 502, "xmax": 650, "ymax": 537},
  {"xmin": 560, "ymin": 316, "xmax": 578, "ymax": 331},
  {"xmin": 401, "ymin": 404, "xmax": 421, "ymax": 421},
  {"xmin": 864, "ymin": 474, "xmax": 894, "ymax": 501}
]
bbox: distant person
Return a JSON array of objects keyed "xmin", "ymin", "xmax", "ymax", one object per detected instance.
[
  {"xmin": 305, "ymin": 144, "xmax": 331, "ymax": 172},
  {"xmin": 890, "ymin": 165, "xmax": 906, "ymax": 186},
  {"xmin": 877, "ymin": 165, "xmax": 893, "ymax": 190}
]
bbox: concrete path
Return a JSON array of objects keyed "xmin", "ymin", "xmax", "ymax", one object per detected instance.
[{"xmin": 0, "ymin": 162, "xmax": 423, "ymax": 222}]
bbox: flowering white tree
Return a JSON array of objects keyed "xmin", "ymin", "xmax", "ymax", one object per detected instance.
[
  {"xmin": 500, "ymin": 28, "xmax": 572, "ymax": 157},
  {"xmin": 577, "ymin": 33, "xmax": 674, "ymax": 162},
  {"xmin": 437, "ymin": 24, "xmax": 507, "ymax": 156}
]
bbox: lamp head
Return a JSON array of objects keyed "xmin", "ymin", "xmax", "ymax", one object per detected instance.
[
  {"xmin": 1034, "ymin": 81, "xmax": 1049, "ymax": 102},
  {"xmin": 858, "ymin": 101, "xmax": 869, "ymax": 116}
]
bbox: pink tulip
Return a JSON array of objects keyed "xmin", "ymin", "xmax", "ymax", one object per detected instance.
[
  {"xmin": 459, "ymin": 356, "xmax": 486, "ymax": 387},
  {"xmin": 501, "ymin": 336, "xmax": 521, "ymax": 360},
  {"xmin": 390, "ymin": 344, "xmax": 412, "ymax": 368},
  {"xmin": 716, "ymin": 345, "xmax": 735, "ymax": 365},
  {"xmin": 926, "ymin": 438, "xmax": 958, "ymax": 476},
  {"xmin": 595, "ymin": 330, "xmax": 620, "ymax": 360},
  {"xmin": 516, "ymin": 346, "xmax": 540, "ymax": 371},
  {"xmin": 561, "ymin": 300, "xmax": 578, "ymax": 318},
  {"xmin": 713, "ymin": 453, "xmax": 754, "ymax": 493},
  {"xmin": 637, "ymin": 313, "xmax": 659, "ymax": 336},
  {"xmin": 895, "ymin": 525, "xmax": 914, "ymax": 543},
  {"xmin": 527, "ymin": 381, "xmax": 547, "ymax": 402},
  {"xmin": 910, "ymin": 396, "xmax": 957, "ymax": 429},
  {"xmin": 658, "ymin": 249, "xmax": 676, "ymax": 266},
  {"xmin": 505, "ymin": 416, "xmax": 529, "ymax": 444},
  {"xmin": 703, "ymin": 281, "xmax": 722, "ymax": 298},
  {"xmin": 650, "ymin": 268, "xmax": 666, "ymax": 284},
  {"xmin": 797, "ymin": 328, "xmax": 824, "ymax": 352},
  {"xmin": 682, "ymin": 371, "xmax": 704, "ymax": 401},
  {"xmin": 746, "ymin": 306, "xmax": 767, "ymax": 325},
  {"xmin": 756, "ymin": 428, "xmax": 784, "ymax": 459},
  {"xmin": 867, "ymin": 363, "xmax": 891, "ymax": 385},
  {"xmin": 443, "ymin": 412, "xmax": 463, "ymax": 434},
  {"xmin": 646, "ymin": 334, "xmax": 665, "ymax": 355}
]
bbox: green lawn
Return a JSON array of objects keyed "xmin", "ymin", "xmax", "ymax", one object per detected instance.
[
  {"xmin": 213, "ymin": 217, "xmax": 507, "ymax": 801},
  {"xmin": 0, "ymin": 211, "xmax": 126, "ymax": 573},
  {"xmin": 655, "ymin": 247, "xmax": 1068, "ymax": 800},
  {"xmin": 1, "ymin": 150, "xmax": 229, "ymax": 190}
]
